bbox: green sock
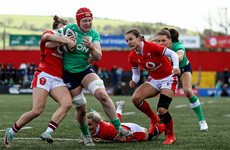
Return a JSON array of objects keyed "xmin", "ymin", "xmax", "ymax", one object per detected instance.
[
  {"xmin": 111, "ymin": 118, "xmax": 121, "ymax": 131},
  {"xmin": 79, "ymin": 123, "xmax": 90, "ymax": 135},
  {"xmin": 188, "ymin": 95, "xmax": 205, "ymax": 121}
]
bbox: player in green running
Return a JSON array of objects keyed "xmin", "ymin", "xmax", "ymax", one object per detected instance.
[
  {"xmin": 59, "ymin": 7, "xmax": 132, "ymax": 146},
  {"xmin": 155, "ymin": 28, "xmax": 208, "ymax": 131}
]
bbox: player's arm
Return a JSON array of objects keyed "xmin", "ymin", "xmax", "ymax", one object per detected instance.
[
  {"xmin": 176, "ymin": 49, "xmax": 184, "ymax": 62},
  {"xmin": 93, "ymin": 136, "xmax": 126, "ymax": 143},
  {"xmin": 130, "ymin": 66, "xmax": 140, "ymax": 88},
  {"xmin": 164, "ymin": 48, "xmax": 181, "ymax": 76},
  {"xmin": 43, "ymin": 33, "xmax": 76, "ymax": 50},
  {"xmin": 81, "ymin": 36, "xmax": 102, "ymax": 61}
]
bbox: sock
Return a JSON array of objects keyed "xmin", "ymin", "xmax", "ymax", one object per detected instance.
[
  {"xmin": 136, "ymin": 100, "xmax": 158, "ymax": 122},
  {"xmin": 188, "ymin": 95, "xmax": 205, "ymax": 121},
  {"xmin": 79, "ymin": 123, "xmax": 90, "ymax": 135},
  {"xmin": 111, "ymin": 118, "xmax": 121, "ymax": 131},
  {"xmin": 159, "ymin": 112, "xmax": 174, "ymax": 137},
  {"xmin": 117, "ymin": 113, "xmax": 122, "ymax": 122},
  {"xmin": 9, "ymin": 123, "xmax": 21, "ymax": 136},
  {"xmin": 45, "ymin": 120, "xmax": 58, "ymax": 133},
  {"xmin": 116, "ymin": 106, "xmax": 123, "ymax": 115}
]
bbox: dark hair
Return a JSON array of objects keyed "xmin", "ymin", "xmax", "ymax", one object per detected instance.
[
  {"xmin": 52, "ymin": 15, "xmax": 69, "ymax": 30},
  {"xmin": 156, "ymin": 28, "xmax": 179, "ymax": 43},
  {"xmin": 125, "ymin": 29, "xmax": 145, "ymax": 41}
]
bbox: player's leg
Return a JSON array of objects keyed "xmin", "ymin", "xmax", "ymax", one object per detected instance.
[
  {"xmin": 83, "ymin": 73, "xmax": 132, "ymax": 138},
  {"xmin": 41, "ymin": 86, "xmax": 72, "ymax": 143},
  {"xmin": 4, "ymin": 87, "xmax": 48, "ymax": 148},
  {"xmin": 180, "ymin": 72, "xmax": 208, "ymax": 131},
  {"xmin": 115, "ymin": 100, "xmax": 125, "ymax": 122},
  {"xmin": 131, "ymin": 82, "xmax": 160, "ymax": 135},
  {"xmin": 158, "ymin": 89, "xmax": 176, "ymax": 144},
  {"xmin": 70, "ymin": 86, "xmax": 95, "ymax": 146}
]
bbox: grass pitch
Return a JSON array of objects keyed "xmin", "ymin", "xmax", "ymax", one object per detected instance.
[{"xmin": 0, "ymin": 94, "xmax": 230, "ymax": 150}]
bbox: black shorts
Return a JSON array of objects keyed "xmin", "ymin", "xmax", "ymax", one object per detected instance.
[
  {"xmin": 63, "ymin": 66, "xmax": 95, "ymax": 90},
  {"xmin": 179, "ymin": 63, "xmax": 193, "ymax": 78}
]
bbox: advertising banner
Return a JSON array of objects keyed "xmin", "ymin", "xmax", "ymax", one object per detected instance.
[
  {"xmin": 10, "ymin": 35, "xmax": 41, "ymax": 46},
  {"xmin": 205, "ymin": 36, "xmax": 230, "ymax": 48}
]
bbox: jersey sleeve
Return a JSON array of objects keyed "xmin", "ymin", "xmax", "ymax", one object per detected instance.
[
  {"xmin": 92, "ymin": 29, "xmax": 100, "ymax": 43},
  {"xmin": 173, "ymin": 42, "xmax": 185, "ymax": 52},
  {"xmin": 128, "ymin": 51, "xmax": 138, "ymax": 69}
]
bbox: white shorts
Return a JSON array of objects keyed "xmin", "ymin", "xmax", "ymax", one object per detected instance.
[
  {"xmin": 31, "ymin": 71, "xmax": 66, "ymax": 92},
  {"xmin": 146, "ymin": 74, "xmax": 178, "ymax": 93},
  {"xmin": 121, "ymin": 123, "xmax": 146, "ymax": 142}
]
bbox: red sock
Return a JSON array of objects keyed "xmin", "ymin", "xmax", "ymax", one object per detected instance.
[
  {"xmin": 12, "ymin": 123, "xmax": 21, "ymax": 133},
  {"xmin": 165, "ymin": 118, "xmax": 174, "ymax": 137},
  {"xmin": 136, "ymin": 100, "xmax": 158, "ymax": 121},
  {"xmin": 117, "ymin": 113, "xmax": 122, "ymax": 122},
  {"xmin": 48, "ymin": 120, "xmax": 59, "ymax": 131}
]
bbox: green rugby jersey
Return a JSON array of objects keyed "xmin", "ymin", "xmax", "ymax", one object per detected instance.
[
  {"xmin": 171, "ymin": 41, "xmax": 189, "ymax": 69},
  {"xmin": 61, "ymin": 24, "xmax": 100, "ymax": 73}
]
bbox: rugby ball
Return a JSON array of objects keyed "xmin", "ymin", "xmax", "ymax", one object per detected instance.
[{"xmin": 61, "ymin": 27, "xmax": 77, "ymax": 52}]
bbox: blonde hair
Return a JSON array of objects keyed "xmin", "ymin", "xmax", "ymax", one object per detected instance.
[{"xmin": 87, "ymin": 111, "xmax": 103, "ymax": 123}]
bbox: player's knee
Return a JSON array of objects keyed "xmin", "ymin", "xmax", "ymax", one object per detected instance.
[
  {"xmin": 32, "ymin": 109, "xmax": 43, "ymax": 117},
  {"xmin": 157, "ymin": 107, "xmax": 167, "ymax": 115},
  {"xmin": 131, "ymin": 94, "xmax": 142, "ymax": 106},
  {"xmin": 87, "ymin": 79, "xmax": 105, "ymax": 95},
  {"xmin": 63, "ymin": 102, "xmax": 72, "ymax": 110},
  {"xmin": 184, "ymin": 88, "xmax": 193, "ymax": 98},
  {"xmin": 72, "ymin": 92, "xmax": 86, "ymax": 107}
]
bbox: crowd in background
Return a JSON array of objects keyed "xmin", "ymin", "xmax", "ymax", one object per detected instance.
[
  {"xmin": 0, "ymin": 61, "xmax": 229, "ymax": 96},
  {"xmin": 0, "ymin": 62, "xmax": 37, "ymax": 88}
]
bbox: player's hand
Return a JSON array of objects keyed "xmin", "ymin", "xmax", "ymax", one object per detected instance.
[
  {"xmin": 93, "ymin": 137, "xmax": 103, "ymax": 143},
  {"xmin": 66, "ymin": 38, "xmax": 76, "ymax": 50},
  {"xmin": 81, "ymin": 36, "xmax": 93, "ymax": 49},
  {"xmin": 129, "ymin": 80, "xmax": 136, "ymax": 88},
  {"xmin": 172, "ymin": 68, "xmax": 181, "ymax": 76},
  {"xmin": 87, "ymin": 57, "xmax": 95, "ymax": 64}
]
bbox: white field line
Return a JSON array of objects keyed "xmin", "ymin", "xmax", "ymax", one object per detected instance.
[
  {"xmin": 224, "ymin": 114, "xmax": 230, "ymax": 117},
  {"xmin": 0, "ymin": 126, "xmax": 33, "ymax": 132},
  {"xmin": 0, "ymin": 137, "xmax": 80, "ymax": 141},
  {"xmin": 122, "ymin": 112, "xmax": 135, "ymax": 115}
]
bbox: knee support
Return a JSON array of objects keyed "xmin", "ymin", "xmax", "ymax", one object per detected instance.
[
  {"xmin": 157, "ymin": 94, "xmax": 172, "ymax": 110},
  {"xmin": 158, "ymin": 111, "xmax": 172, "ymax": 124},
  {"xmin": 87, "ymin": 79, "xmax": 105, "ymax": 95},
  {"xmin": 72, "ymin": 92, "xmax": 86, "ymax": 107}
]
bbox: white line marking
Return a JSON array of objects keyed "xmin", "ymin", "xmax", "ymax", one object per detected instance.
[
  {"xmin": 0, "ymin": 137, "xmax": 80, "ymax": 141},
  {"xmin": 175, "ymin": 104, "xmax": 188, "ymax": 108},
  {"xmin": 224, "ymin": 114, "xmax": 230, "ymax": 117},
  {"xmin": 122, "ymin": 112, "xmax": 135, "ymax": 115},
  {"xmin": 0, "ymin": 126, "xmax": 33, "ymax": 132}
]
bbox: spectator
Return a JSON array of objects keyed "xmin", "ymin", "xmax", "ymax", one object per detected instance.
[
  {"xmin": 116, "ymin": 67, "xmax": 123, "ymax": 84},
  {"xmin": 221, "ymin": 84, "xmax": 229, "ymax": 97},
  {"xmin": 18, "ymin": 62, "xmax": 27, "ymax": 81},
  {"xmin": 8, "ymin": 77, "xmax": 14, "ymax": 87},
  {"xmin": 111, "ymin": 65, "xmax": 117, "ymax": 87},
  {"xmin": 223, "ymin": 68, "xmax": 229, "ymax": 87},
  {"xmin": 214, "ymin": 80, "xmax": 223, "ymax": 97}
]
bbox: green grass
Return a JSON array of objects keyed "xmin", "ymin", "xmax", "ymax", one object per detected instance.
[{"xmin": 0, "ymin": 95, "xmax": 230, "ymax": 150}]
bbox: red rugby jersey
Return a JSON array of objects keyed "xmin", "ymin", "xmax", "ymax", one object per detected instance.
[
  {"xmin": 128, "ymin": 41, "xmax": 173, "ymax": 80},
  {"xmin": 38, "ymin": 31, "xmax": 63, "ymax": 78}
]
